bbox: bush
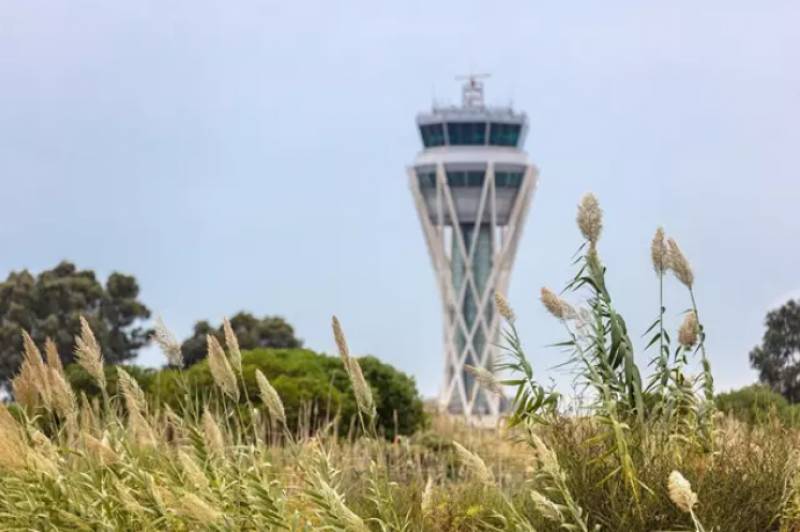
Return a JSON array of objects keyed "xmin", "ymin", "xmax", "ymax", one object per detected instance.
[
  {"xmin": 67, "ymin": 348, "xmax": 426, "ymax": 439},
  {"xmin": 715, "ymin": 384, "xmax": 800, "ymax": 427}
]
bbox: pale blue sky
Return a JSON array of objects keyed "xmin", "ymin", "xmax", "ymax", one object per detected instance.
[{"xmin": 2, "ymin": 1, "xmax": 798, "ymax": 397}]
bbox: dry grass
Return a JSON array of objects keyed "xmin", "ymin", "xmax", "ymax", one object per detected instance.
[{"xmin": 1, "ymin": 193, "xmax": 799, "ymax": 531}]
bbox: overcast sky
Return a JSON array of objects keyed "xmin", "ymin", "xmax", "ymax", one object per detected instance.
[{"xmin": 2, "ymin": 1, "xmax": 799, "ymax": 397}]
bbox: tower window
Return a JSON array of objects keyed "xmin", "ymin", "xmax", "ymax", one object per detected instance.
[
  {"xmin": 495, "ymin": 171, "xmax": 523, "ymax": 188},
  {"xmin": 447, "ymin": 170, "xmax": 485, "ymax": 187},
  {"xmin": 489, "ymin": 123, "xmax": 521, "ymax": 146},
  {"xmin": 419, "ymin": 123, "xmax": 445, "ymax": 147},
  {"xmin": 446, "ymin": 122, "xmax": 487, "ymax": 145}
]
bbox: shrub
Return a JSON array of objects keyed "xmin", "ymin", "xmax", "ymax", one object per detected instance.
[{"xmin": 715, "ymin": 384, "xmax": 800, "ymax": 427}]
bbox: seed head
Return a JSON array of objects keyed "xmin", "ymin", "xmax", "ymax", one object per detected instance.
[
  {"xmin": 678, "ymin": 311, "xmax": 699, "ymax": 348},
  {"xmin": 667, "ymin": 238, "xmax": 694, "ymax": 288},
  {"xmin": 0, "ymin": 404, "xmax": 29, "ymax": 471},
  {"xmin": 651, "ymin": 227, "xmax": 668, "ymax": 274},
  {"xmin": 494, "ymin": 292, "xmax": 515, "ymax": 322},
  {"xmin": 222, "ymin": 317, "xmax": 242, "ymax": 374},
  {"xmin": 178, "ymin": 450, "xmax": 210, "ymax": 491},
  {"xmin": 152, "ymin": 316, "xmax": 183, "ymax": 368},
  {"xmin": 452, "ymin": 441, "xmax": 494, "ymax": 484},
  {"xmin": 11, "ymin": 362, "xmax": 40, "ymax": 411},
  {"xmin": 129, "ymin": 409, "xmax": 157, "ymax": 449},
  {"xmin": 531, "ymin": 433, "xmax": 560, "ymax": 475},
  {"xmin": 540, "ymin": 287, "xmax": 573, "ymax": 320},
  {"xmin": 176, "ymin": 492, "xmax": 221, "ymax": 523},
  {"xmin": 464, "ymin": 365, "xmax": 503, "ymax": 396},
  {"xmin": 202, "ymin": 408, "xmax": 225, "ymax": 458},
  {"xmin": 48, "ymin": 367, "xmax": 77, "ymax": 418},
  {"xmin": 20, "ymin": 331, "xmax": 51, "ymax": 407},
  {"xmin": 313, "ymin": 473, "xmax": 370, "ymax": 532},
  {"xmin": 347, "ymin": 357, "xmax": 376, "ymax": 423},
  {"xmin": 530, "ymin": 490, "xmax": 563, "ymax": 522},
  {"xmin": 577, "ymin": 193, "xmax": 603, "ymax": 246},
  {"xmin": 206, "ymin": 335, "xmax": 239, "ymax": 401},
  {"xmin": 84, "ymin": 433, "xmax": 118, "ymax": 465},
  {"xmin": 255, "ymin": 369, "xmax": 286, "ymax": 425},
  {"xmin": 79, "ymin": 392, "xmax": 99, "ymax": 435},
  {"xmin": 668, "ymin": 470, "xmax": 698, "ymax": 513},
  {"xmin": 331, "ymin": 315, "xmax": 349, "ymax": 363},
  {"xmin": 117, "ymin": 367, "xmax": 147, "ymax": 417},
  {"xmin": 74, "ymin": 316, "xmax": 105, "ymax": 390}
]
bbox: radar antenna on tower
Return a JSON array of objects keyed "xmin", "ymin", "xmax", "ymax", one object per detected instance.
[{"xmin": 455, "ymin": 73, "xmax": 490, "ymax": 108}]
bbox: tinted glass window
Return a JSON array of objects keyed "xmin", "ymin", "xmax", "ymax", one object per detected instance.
[
  {"xmin": 489, "ymin": 123, "xmax": 521, "ymax": 146},
  {"xmin": 446, "ymin": 122, "xmax": 486, "ymax": 145},
  {"xmin": 419, "ymin": 123, "xmax": 445, "ymax": 147},
  {"xmin": 447, "ymin": 170, "xmax": 484, "ymax": 187},
  {"xmin": 495, "ymin": 171, "xmax": 523, "ymax": 188}
]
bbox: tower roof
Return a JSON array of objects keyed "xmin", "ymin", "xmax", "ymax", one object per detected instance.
[{"xmin": 415, "ymin": 77, "xmax": 528, "ymax": 149}]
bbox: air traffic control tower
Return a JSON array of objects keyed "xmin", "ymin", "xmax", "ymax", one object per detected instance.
[{"xmin": 408, "ymin": 76, "xmax": 538, "ymax": 419}]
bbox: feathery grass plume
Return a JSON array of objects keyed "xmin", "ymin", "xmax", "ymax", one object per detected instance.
[
  {"xmin": 541, "ymin": 287, "xmax": 573, "ymax": 320},
  {"xmin": 668, "ymin": 470, "xmax": 698, "ymax": 513},
  {"xmin": 11, "ymin": 362, "xmax": 40, "ymax": 411},
  {"xmin": 178, "ymin": 449, "xmax": 210, "ymax": 492},
  {"xmin": 26, "ymin": 447, "xmax": 58, "ymax": 477},
  {"xmin": 495, "ymin": 291, "xmax": 516, "ymax": 322},
  {"xmin": 130, "ymin": 410, "xmax": 158, "ymax": 448},
  {"xmin": 0, "ymin": 404, "xmax": 29, "ymax": 471},
  {"xmin": 255, "ymin": 369, "xmax": 286, "ymax": 425},
  {"xmin": 651, "ymin": 227, "xmax": 668, "ymax": 274},
  {"xmin": 114, "ymin": 478, "xmax": 147, "ymax": 516},
  {"xmin": 29, "ymin": 428, "xmax": 57, "ymax": 460},
  {"xmin": 530, "ymin": 490, "xmax": 563, "ymax": 522},
  {"xmin": 152, "ymin": 316, "xmax": 183, "ymax": 368},
  {"xmin": 44, "ymin": 337, "xmax": 65, "ymax": 377},
  {"xmin": 48, "ymin": 366, "xmax": 77, "ymax": 418},
  {"xmin": 331, "ymin": 316, "xmax": 376, "ymax": 424},
  {"xmin": 20, "ymin": 331, "xmax": 51, "ymax": 406},
  {"xmin": 206, "ymin": 334, "xmax": 239, "ymax": 400},
  {"xmin": 530, "ymin": 433, "xmax": 560, "ymax": 475},
  {"xmin": 678, "ymin": 311, "xmax": 699, "ymax": 348},
  {"xmin": 74, "ymin": 316, "xmax": 105, "ymax": 390},
  {"xmin": 667, "ymin": 238, "xmax": 694, "ymax": 288},
  {"xmin": 83, "ymin": 433, "xmax": 118, "ymax": 465},
  {"xmin": 312, "ymin": 472, "xmax": 370, "ymax": 532},
  {"xmin": 202, "ymin": 408, "xmax": 225, "ymax": 458},
  {"xmin": 464, "ymin": 364, "xmax": 503, "ymax": 396},
  {"xmin": 452, "ymin": 441, "xmax": 495, "ymax": 484},
  {"xmin": 117, "ymin": 367, "xmax": 147, "ymax": 416},
  {"xmin": 332, "ymin": 315, "xmax": 350, "ymax": 363},
  {"xmin": 79, "ymin": 392, "xmax": 99, "ymax": 435},
  {"xmin": 222, "ymin": 317, "xmax": 242, "ymax": 374},
  {"xmin": 577, "ymin": 193, "xmax": 603, "ymax": 247},
  {"xmin": 347, "ymin": 357, "xmax": 376, "ymax": 422},
  {"xmin": 176, "ymin": 492, "xmax": 222, "ymax": 523}
]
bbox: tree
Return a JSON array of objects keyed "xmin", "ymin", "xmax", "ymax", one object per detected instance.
[
  {"xmin": 750, "ymin": 299, "xmax": 800, "ymax": 402},
  {"xmin": 181, "ymin": 311, "xmax": 302, "ymax": 366},
  {"xmin": 0, "ymin": 261, "xmax": 151, "ymax": 387}
]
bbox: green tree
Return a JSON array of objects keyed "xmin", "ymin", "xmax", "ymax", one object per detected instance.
[
  {"xmin": 750, "ymin": 299, "xmax": 800, "ymax": 402},
  {"xmin": 0, "ymin": 261, "xmax": 151, "ymax": 388},
  {"xmin": 181, "ymin": 312, "xmax": 302, "ymax": 366}
]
